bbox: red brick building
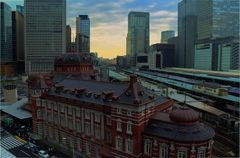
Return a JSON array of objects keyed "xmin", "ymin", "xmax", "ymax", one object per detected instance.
[
  {"xmin": 27, "ymin": 54, "xmax": 215, "ymax": 158},
  {"xmin": 142, "ymin": 107, "xmax": 215, "ymax": 158},
  {"xmin": 54, "ymin": 53, "xmax": 94, "ymax": 74}
]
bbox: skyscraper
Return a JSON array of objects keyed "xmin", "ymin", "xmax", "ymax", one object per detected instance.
[
  {"xmin": 126, "ymin": 11, "xmax": 149, "ymax": 66},
  {"xmin": 25, "ymin": 0, "xmax": 66, "ymax": 74},
  {"xmin": 197, "ymin": 0, "xmax": 239, "ymax": 40},
  {"xmin": 76, "ymin": 15, "xmax": 90, "ymax": 53},
  {"xmin": 66, "ymin": 25, "xmax": 71, "ymax": 52},
  {"xmin": 1, "ymin": 2, "xmax": 14, "ymax": 75},
  {"xmin": 161, "ymin": 30, "xmax": 175, "ymax": 43},
  {"xmin": 1, "ymin": 2, "xmax": 13, "ymax": 63},
  {"xmin": 178, "ymin": 0, "xmax": 197, "ymax": 68},
  {"xmin": 194, "ymin": 0, "xmax": 239, "ymax": 71},
  {"xmin": 12, "ymin": 6, "xmax": 25, "ymax": 74}
]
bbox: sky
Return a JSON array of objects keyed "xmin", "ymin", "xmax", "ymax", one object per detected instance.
[{"xmin": 2, "ymin": 0, "xmax": 180, "ymax": 58}]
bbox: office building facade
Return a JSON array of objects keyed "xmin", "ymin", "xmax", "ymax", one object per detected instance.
[
  {"xmin": 12, "ymin": 7, "xmax": 25, "ymax": 74},
  {"xmin": 197, "ymin": 0, "xmax": 239, "ymax": 40},
  {"xmin": 76, "ymin": 15, "xmax": 90, "ymax": 53},
  {"xmin": 1, "ymin": 2, "xmax": 15, "ymax": 75},
  {"xmin": 195, "ymin": 0, "xmax": 240, "ymax": 71},
  {"xmin": 1, "ymin": 2, "xmax": 13, "ymax": 64},
  {"xmin": 25, "ymin": 0, "xmax": 66, "ymax": 74},
  {"xmin": 195, "ymin": 37, "xmax": 239, "ymax": 71},
  {"xmin": 66, "ymin": 25, "xmax": 71, "ymax": 52},
  {"xmin": 126, "ymin": 11, "xmax": 149, "ymax": 66},
  {"xmin": 178, "ymin": 0, "xmax": 197, "ymax": 68},
  {"xmin": 76, "ymin": 34, "xmax": 90, "ymax": 53},
  {"xmin": 161, "ymin": 30, "xmax": 175, "ymax": 43}
]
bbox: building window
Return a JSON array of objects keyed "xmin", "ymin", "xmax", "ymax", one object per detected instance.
[
  {"xmin": 105, "ymin": 130, "xmax": 112, "ymax": 144},
  {"xmin": 197, "ymin": 148, "xmax": 206, "ymax": 158},
  {"xmin": 86, "ymin": 142, "xmax": 91, "ymax": 155},
  {"xmin": 37, "ymin": 110, "xmax": 42, "ymax": 119},
  {"xmin": 116, "ymin": 136, "xmax": 122, "ymax": 150},
  {"xmin": 53, "ymin": 113, "xmax": 58, "ymax": 124},
  {"xmin": 76, "ymin": 121, "xmax": 81, "ymax": 133},
  {"xmin": 116, "ymin": 119, "xmax": 122, "ymax": 132},
  {"xmin": 68, "ymin": 118, "xmax": 73, "ymax": 129},
  {"xmin": 106, "ymin": 116, "xmax": 111, "ymax": 125},
  {"xmin": 95, "ymin": 124, "xmax": 101, "ymax": 139},
  {"xmin": 68, "ymin": 106, "xmax": 72, "ymax": 115},
  {"xmin": 54, "ymin": 103, "xmax": 58, "ymax": 111},
  {"xmin": 85, "ymin": 122, "xmax": 91, "ymax": 135},
  {"xmin": 36, "ymin": 98, "xmax": 41, "ymax": 106},
  {"xmin": 117, "ymin": 108, "xmax": 121, "ymax": 114},
  {"xmin": 60, "ymin": 115, "xmax": 65, "ymax": 127},
  {"xmin": 177, "ymin": 149, "xmax": 187, "ymax": 158},
  {"xmin": 127, "ymin": 121, "xmax": 132, "ymax": 134},
  {"xmin": 60, "ymin": 105, "xmax": 64, "ymax": 113},
  {"xmin": 95, "ymin": 113, "xmax": 100, "ymax": 122},
  {"xmin": 144, "ymin": 139, "xmax": 152, "ymax": 156},
  {"xmin": 76, "ymin": 108, "xmax": 81, "ymax": 117},
  {"xmin": 48, "ymin": 102, "xmax": 52, "ymax": 109},
  {"xmin": 125, "ymin": 139, "xmax": 133, "ymax": 153},
  {"xmin": 47, "ymin": 111, "xmax": 52, "ymax": 122},
  {"xmin": 127, "ymin": 110, "xmax": 132, "ymax": 116},
  {"xmin": 85, "ymin": 111, "xmax": 90, "ymax": 120},
  {"xmin": 159, "ymin": 144, "xmax": 169, "ymax": 158}
]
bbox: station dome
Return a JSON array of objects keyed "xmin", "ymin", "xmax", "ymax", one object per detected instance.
[{"xmin": 169, "ymin": 106, "xmax": 199, "ymax": 124}]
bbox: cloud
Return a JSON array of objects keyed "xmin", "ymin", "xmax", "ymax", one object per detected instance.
[{"xmin": 151, "ymin": 10, "xmax": 177, "ymax": 17}]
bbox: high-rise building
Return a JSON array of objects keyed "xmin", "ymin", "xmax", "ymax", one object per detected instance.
[
  {"xmin": 25, "ymin": 0, "xmax": 66, "ymax": 74},
  {"xmin": 1, "ymin": 2, "xmax": 14, "ymax": 75},
  {"xmin": 12, "ymin": 6, "xmax": 25, "ymax": 74},
  {"xmin": 197, "ymin": 0, "xmax": 239, "ymax": 40},
  {"xmin": 161, "ymin": 30, "xmax": 175, "ymax": 43},
  {"xmin": 76, "ymin": 33, "xmax": 90, "ymax": 53},
  {"xmin": 195, "ymin": 0, "xmax": 239, "ymax": 71},
  {"xmin": 126, "ymin": 11, "xmax": 149, "ymax": 66},
  {"xmin": 1, "ymin": 2, "xmax": 13, "ymax": 63},
  {"xmin": 178, "ymin": 0, "xmax": 197, "ymax": 68},
  {"xmin": 66, "ymin": 25, "xmax": 71, "ymax": 52},
  {"xmin": 76, "ymin": 15, "xmax": 90, "ymax": 53},
  {"xmin": 16, "ymin": 5, "xmax": 24, "ymax": 15}
]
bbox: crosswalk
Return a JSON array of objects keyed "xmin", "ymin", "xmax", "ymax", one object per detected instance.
[{"xmin": 0, "ymin": 136, "xmax": 24, "ymax": 150}]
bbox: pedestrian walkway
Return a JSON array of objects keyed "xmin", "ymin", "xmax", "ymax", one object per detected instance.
[{"xmin": 0, "ymin": 135, "xmax": 24, "ymax": 150}]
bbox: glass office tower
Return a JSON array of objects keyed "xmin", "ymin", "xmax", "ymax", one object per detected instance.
[
  {"xmin": 126, "ymin": 11, "xmax": 149, "ymax": 66},
  {"xmin": 25, "ymin": 0, "xmax": 66, "ymax": 74},
  {"xmin": 161, "ymin": 30, "xmax": 175, "ymax": 43},
  {"xmin": 1, "ymin": 2, "xmax": 13, "ymax": 63},
  {"xmin": 76, "ymin": 15, "xmax": 90, "ymax": 53},
  {"xmin": 197, "ymin": 0, "xmax": 239, "ymax": 39},
  {"xmin": 195, "ymin": 0, "xmax": 239, "ymax": 71},
  {"xmin": 177, "ymin": 0, "xmax": 197, "ymax": 68}
]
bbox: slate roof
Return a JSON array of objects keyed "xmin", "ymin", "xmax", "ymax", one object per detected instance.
[
  {"xmin": 143, "ymin": 111, "xmax": 215, "ymax": 142},
  {"xmin": 43, "ymin": 76, "xmax": 168, "ymax": 106}
]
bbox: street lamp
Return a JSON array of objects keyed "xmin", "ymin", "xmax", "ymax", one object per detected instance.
[{"xmin": 62, "ymin": 137, "xmax": 75, "ymax": 158}]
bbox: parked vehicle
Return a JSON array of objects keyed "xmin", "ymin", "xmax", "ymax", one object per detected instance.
[{"xmin": 38, "ymin": 150, "xmax": 49, "ymax": 158}]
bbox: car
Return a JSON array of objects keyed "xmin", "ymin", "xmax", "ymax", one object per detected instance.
[
  {"xmin": 24, "ymin": 142, "xmax": 37, "ymax": 149},
  {"xmin": 38, "ymin": 150, "xmax": 49, "ymax": 158}
]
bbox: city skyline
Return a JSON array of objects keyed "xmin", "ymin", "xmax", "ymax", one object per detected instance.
[{"xmin": 2, "ymin": 0, "xmax": 179, "ymax": 58}]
